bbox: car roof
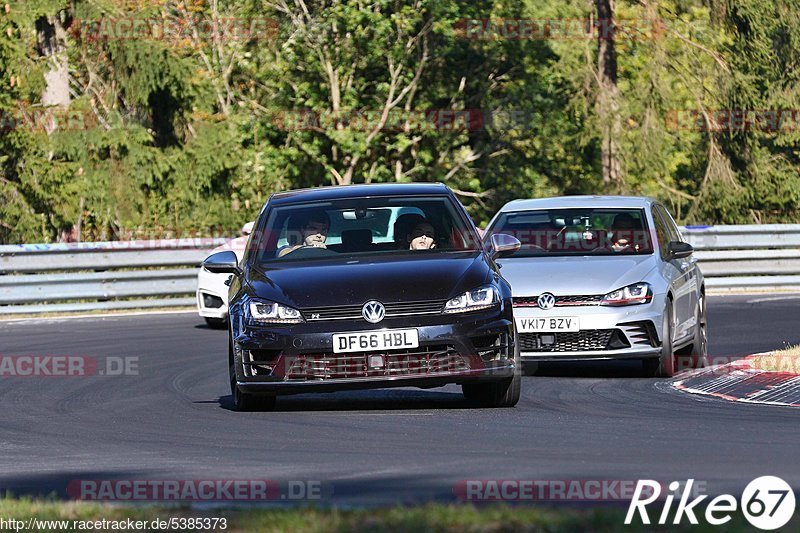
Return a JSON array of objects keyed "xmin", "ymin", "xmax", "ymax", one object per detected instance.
[
  {"xmin": 268, "ymin": 183, "xmax": 451, "ymax": 205},
  {"xmin": 498, "ymin": 195, "xmax": 657, "ymax": 212}
]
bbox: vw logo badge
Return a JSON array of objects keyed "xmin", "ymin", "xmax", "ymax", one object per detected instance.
[
  {"xmin": 362, "ymin": 300, "xmax": 386, "ymax": 323},
  {"xmin": 537, "ymin": 293, "xmax": 556, "ymax": 310}
]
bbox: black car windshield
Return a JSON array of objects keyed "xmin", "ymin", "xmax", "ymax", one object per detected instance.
[
  {"xmin": 486, "ymin": 208, "xmax": 654, "ymax": 256},
  {"xmin": 252, "ymin": 195, "xmax": 480, "ymax": 263}
]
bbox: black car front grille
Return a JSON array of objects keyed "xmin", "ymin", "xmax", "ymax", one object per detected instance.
[
  {"xmin": 282, "ymin": 345, "xmax": 469, "ymax": 380},
  {"xmin": 513, "ymin": 295, "xmax": 603, "ymax": 308},
  {"xmin": 301, "ymin": 300, "xmax": 447, "ymax": 321},
  {"xmin": 519, "ymin": 329, "xmax": 625, "ymax": 352}
]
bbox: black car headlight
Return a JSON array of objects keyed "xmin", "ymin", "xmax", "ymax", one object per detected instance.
[
  {"xmin": 601, "ymin": 282, "xmax": 653, "ymax": 306},
  {"xmin": 443, "ymin": 286, "xmax": 499, "ymax": 314},
  {"xmin": 247, "ymin": 299, "xmax": 304, "ymax": 324}
]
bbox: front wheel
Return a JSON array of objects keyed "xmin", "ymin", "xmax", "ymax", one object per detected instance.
[
  {"xmin": 204, "ymin": 316, "xmax": 227, "ymax": 329},
  {"xmin": 229, "ymin": 353, "xmax": 276, "ymax": 411},
  {"xmin": 462, "ymin": 333, "xmax": 521, "ymax": 407},
  {"xmin": 643, "ymin": 302, "xmax": 676, "ymax": 378}
]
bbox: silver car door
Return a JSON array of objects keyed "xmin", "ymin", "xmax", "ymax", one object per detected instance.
[
  {"xmin": 651, "ymin": 205, "xmax": 689, "ymax": 342},
  {"xmin": 661, "ymin": 205, "xmax": 699, "ymax": 333},
  {"xmin": 653, "ymin": 204, "xmax": 693, "ymax": 342}
]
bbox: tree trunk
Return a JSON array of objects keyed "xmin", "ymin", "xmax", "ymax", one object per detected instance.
[
  {"xmin": 595, "ymin": 0, "xmax": 622, "ymax": 193},
  {"xmin": 36, "ymin": 12, "xmax": 71, "ymax": 117}
]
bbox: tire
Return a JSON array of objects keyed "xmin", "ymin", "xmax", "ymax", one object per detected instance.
[
  {"xmin": 229, "ymin": 342, "xmax": 276, "ymax": 412},
  {"xmin": 690, "ymin": 292, "xmax": 708, "ymax": 368},
  {"xmin": 462, "ymin": 333, "xmax": 521, "ymax": 407},
  {"xmin": 204, "ymin": 316, "xmax": 227, "ymax": 329},
  {"xmin": 674, "ymin": 292, "xmax": 708, "ymax": 371},
  {"xmin": 643, "ymin": 301, "xmax": 676, "ymax": 378}
]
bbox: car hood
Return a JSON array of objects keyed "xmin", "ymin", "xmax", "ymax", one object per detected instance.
[
  {"xmin": 497, "ymin": 254, "xmax": 658, "ymax": 296},
  {"xmin": 246, "ymin": 252, "xmax": 492, "ymax": 308}
]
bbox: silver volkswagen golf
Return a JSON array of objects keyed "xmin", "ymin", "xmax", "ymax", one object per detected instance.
[{"xmin": 484, "ymin": 196, "xmax": 707, "ymax": 377}]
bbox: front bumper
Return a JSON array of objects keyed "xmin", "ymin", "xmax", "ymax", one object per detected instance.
[
  {"xmin": 197, "ymin": 269, "xmax": 230, "ymax": 319},
  {"xmin": 514, "ymin": 296, "xmax": 665, "ymax": 363},
  {"xmin": 231, "ymin": 308, "xmax": 516, "ymax": 395},
  {"xmin": 236, "ymin": 362, "xmax": 515, "ymax": 395}
]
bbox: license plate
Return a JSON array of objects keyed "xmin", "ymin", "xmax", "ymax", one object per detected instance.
[
  {"xmin": 516, "ymin": 316, "xmax": 580, "ymax": 333},
  {"xmin": 332, "ymin": 329, "xmax": 419, "ymax": 354}
]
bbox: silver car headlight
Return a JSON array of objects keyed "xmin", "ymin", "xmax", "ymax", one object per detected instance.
[
  {"xmin": 601, "ymin": 282, "xmax": 652, "ymax": 306},
  {"xmin": 248, "ymin": 299, "xmax": 304, "ymax": 324},
  {"xmin": 443, "ymin": 286, "xmax": 499, "ymax": 314}
]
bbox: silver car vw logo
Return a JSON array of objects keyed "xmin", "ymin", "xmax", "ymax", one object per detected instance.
[
  {"xmin": 537, "ymin": 293, "xmax": 556, "ymax": 310},
  {"xmin": 362, "ymin": 300, "xmax": 386, "ymax": 323}
]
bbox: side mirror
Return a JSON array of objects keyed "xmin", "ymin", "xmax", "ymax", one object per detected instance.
[
  {"xmin": 490, "ymin": 233, "xmax": 521, "ymax": 259},
  {"xmin": 241, "ymin": 221, "xmax": 255, "ymax": 236},
  {"xmin": 667, "ymin": 241, "xmax": 693, "ymax": 259},
  {"xmin": 203, "ymin": 251, "xmax": 242, "ymax": 275}
]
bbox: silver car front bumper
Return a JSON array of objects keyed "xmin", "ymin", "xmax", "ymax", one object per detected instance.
[{"xmin": 514, "ymin": 296, "xmax": 665, "ymax": 362}]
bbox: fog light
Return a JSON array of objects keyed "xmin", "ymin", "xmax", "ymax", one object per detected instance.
[{"xmin": 202, "ymin": 293, "xmax": 224, "ymax": 309}]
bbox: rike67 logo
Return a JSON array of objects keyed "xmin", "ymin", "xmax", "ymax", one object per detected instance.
[{"xmin": 626, "ymin": 476, "xmax": 795, "ymax": 530}]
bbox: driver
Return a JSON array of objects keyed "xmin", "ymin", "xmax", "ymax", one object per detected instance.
[
  {"xmin": 610, "ymin": 213, "xmax": 639, "ymax": 252},
  {"xmin": 278, "ymin": 210, "xmax": 330, "ymax": 257}
]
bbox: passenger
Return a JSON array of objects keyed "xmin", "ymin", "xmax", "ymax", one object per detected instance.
[
  {"xmin": 408, "ymin": 222, "xmax": 436, "ymax": 250},
  {"xmin": 278, "ymin": 210, "xmax": 330, "ymax": 257}
]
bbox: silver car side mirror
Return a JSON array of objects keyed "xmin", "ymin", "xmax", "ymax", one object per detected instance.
[
  {"xmin": 490, "ymin": 233, "xmax": 521, "ymax": 259},
  {"xmin": 667, "ymin": 241, "xmax": 693, "ymax": 260}
]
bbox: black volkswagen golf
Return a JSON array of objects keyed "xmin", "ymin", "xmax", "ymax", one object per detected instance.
[{"xmin": 203, "ymin": 183, "xmax": 522, "ymax": 410}]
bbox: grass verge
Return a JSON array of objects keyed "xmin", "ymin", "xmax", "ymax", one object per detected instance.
[
  {"xmin": 749, "ymin": 345, "xmax": 800, "ymax": 374},
  {"xmin": 0, "ymin": 500, "xmax": 791, "ymax": 532}
]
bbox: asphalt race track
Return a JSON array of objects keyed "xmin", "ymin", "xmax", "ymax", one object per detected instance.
[{"xmin": 1, "ymin": 294, "xmax": 799, "ymax": 505}]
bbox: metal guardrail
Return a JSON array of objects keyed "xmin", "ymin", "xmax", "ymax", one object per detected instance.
[
  {"xmin": 682, "ymin": 225, "xmax": 800, "ymax": 290},
  {"xmin": 0, "ymin": 239, "xmax": 228, "ymax": 315},
  {"xmin": 0, "ymin": 225, "xmax": 798, "ymax": 315}
]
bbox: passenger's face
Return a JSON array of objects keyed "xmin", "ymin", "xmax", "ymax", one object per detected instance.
[
  {"xmin": 408, "ymin": 223, "xmax": 435, "ymax": 250},
  {"xmin": 303, "ymin": 221, "xmax": 328, "ymax": 246}
]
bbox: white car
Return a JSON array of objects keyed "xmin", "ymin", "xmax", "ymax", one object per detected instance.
[{"xmin": 197, "ymin": 222, "xmax": 253, "ymax": 328}]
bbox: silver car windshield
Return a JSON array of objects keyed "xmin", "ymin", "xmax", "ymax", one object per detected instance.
[
  {"xmin": 486, "ymin": 208, "xmax": 654, "ymax": 256},
  {"xmin": 251, "ymin": 196, "xmax": 480, "ymax": 263}
]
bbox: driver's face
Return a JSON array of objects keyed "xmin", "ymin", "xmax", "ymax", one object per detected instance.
[{"xmin": 302, "ymin": 221, "xmax": 328, "ymax": 246}]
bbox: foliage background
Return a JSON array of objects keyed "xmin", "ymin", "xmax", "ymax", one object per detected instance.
[{"xmin": 1, "ymin": 0, "xmax": 799, "ymax": 244}]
